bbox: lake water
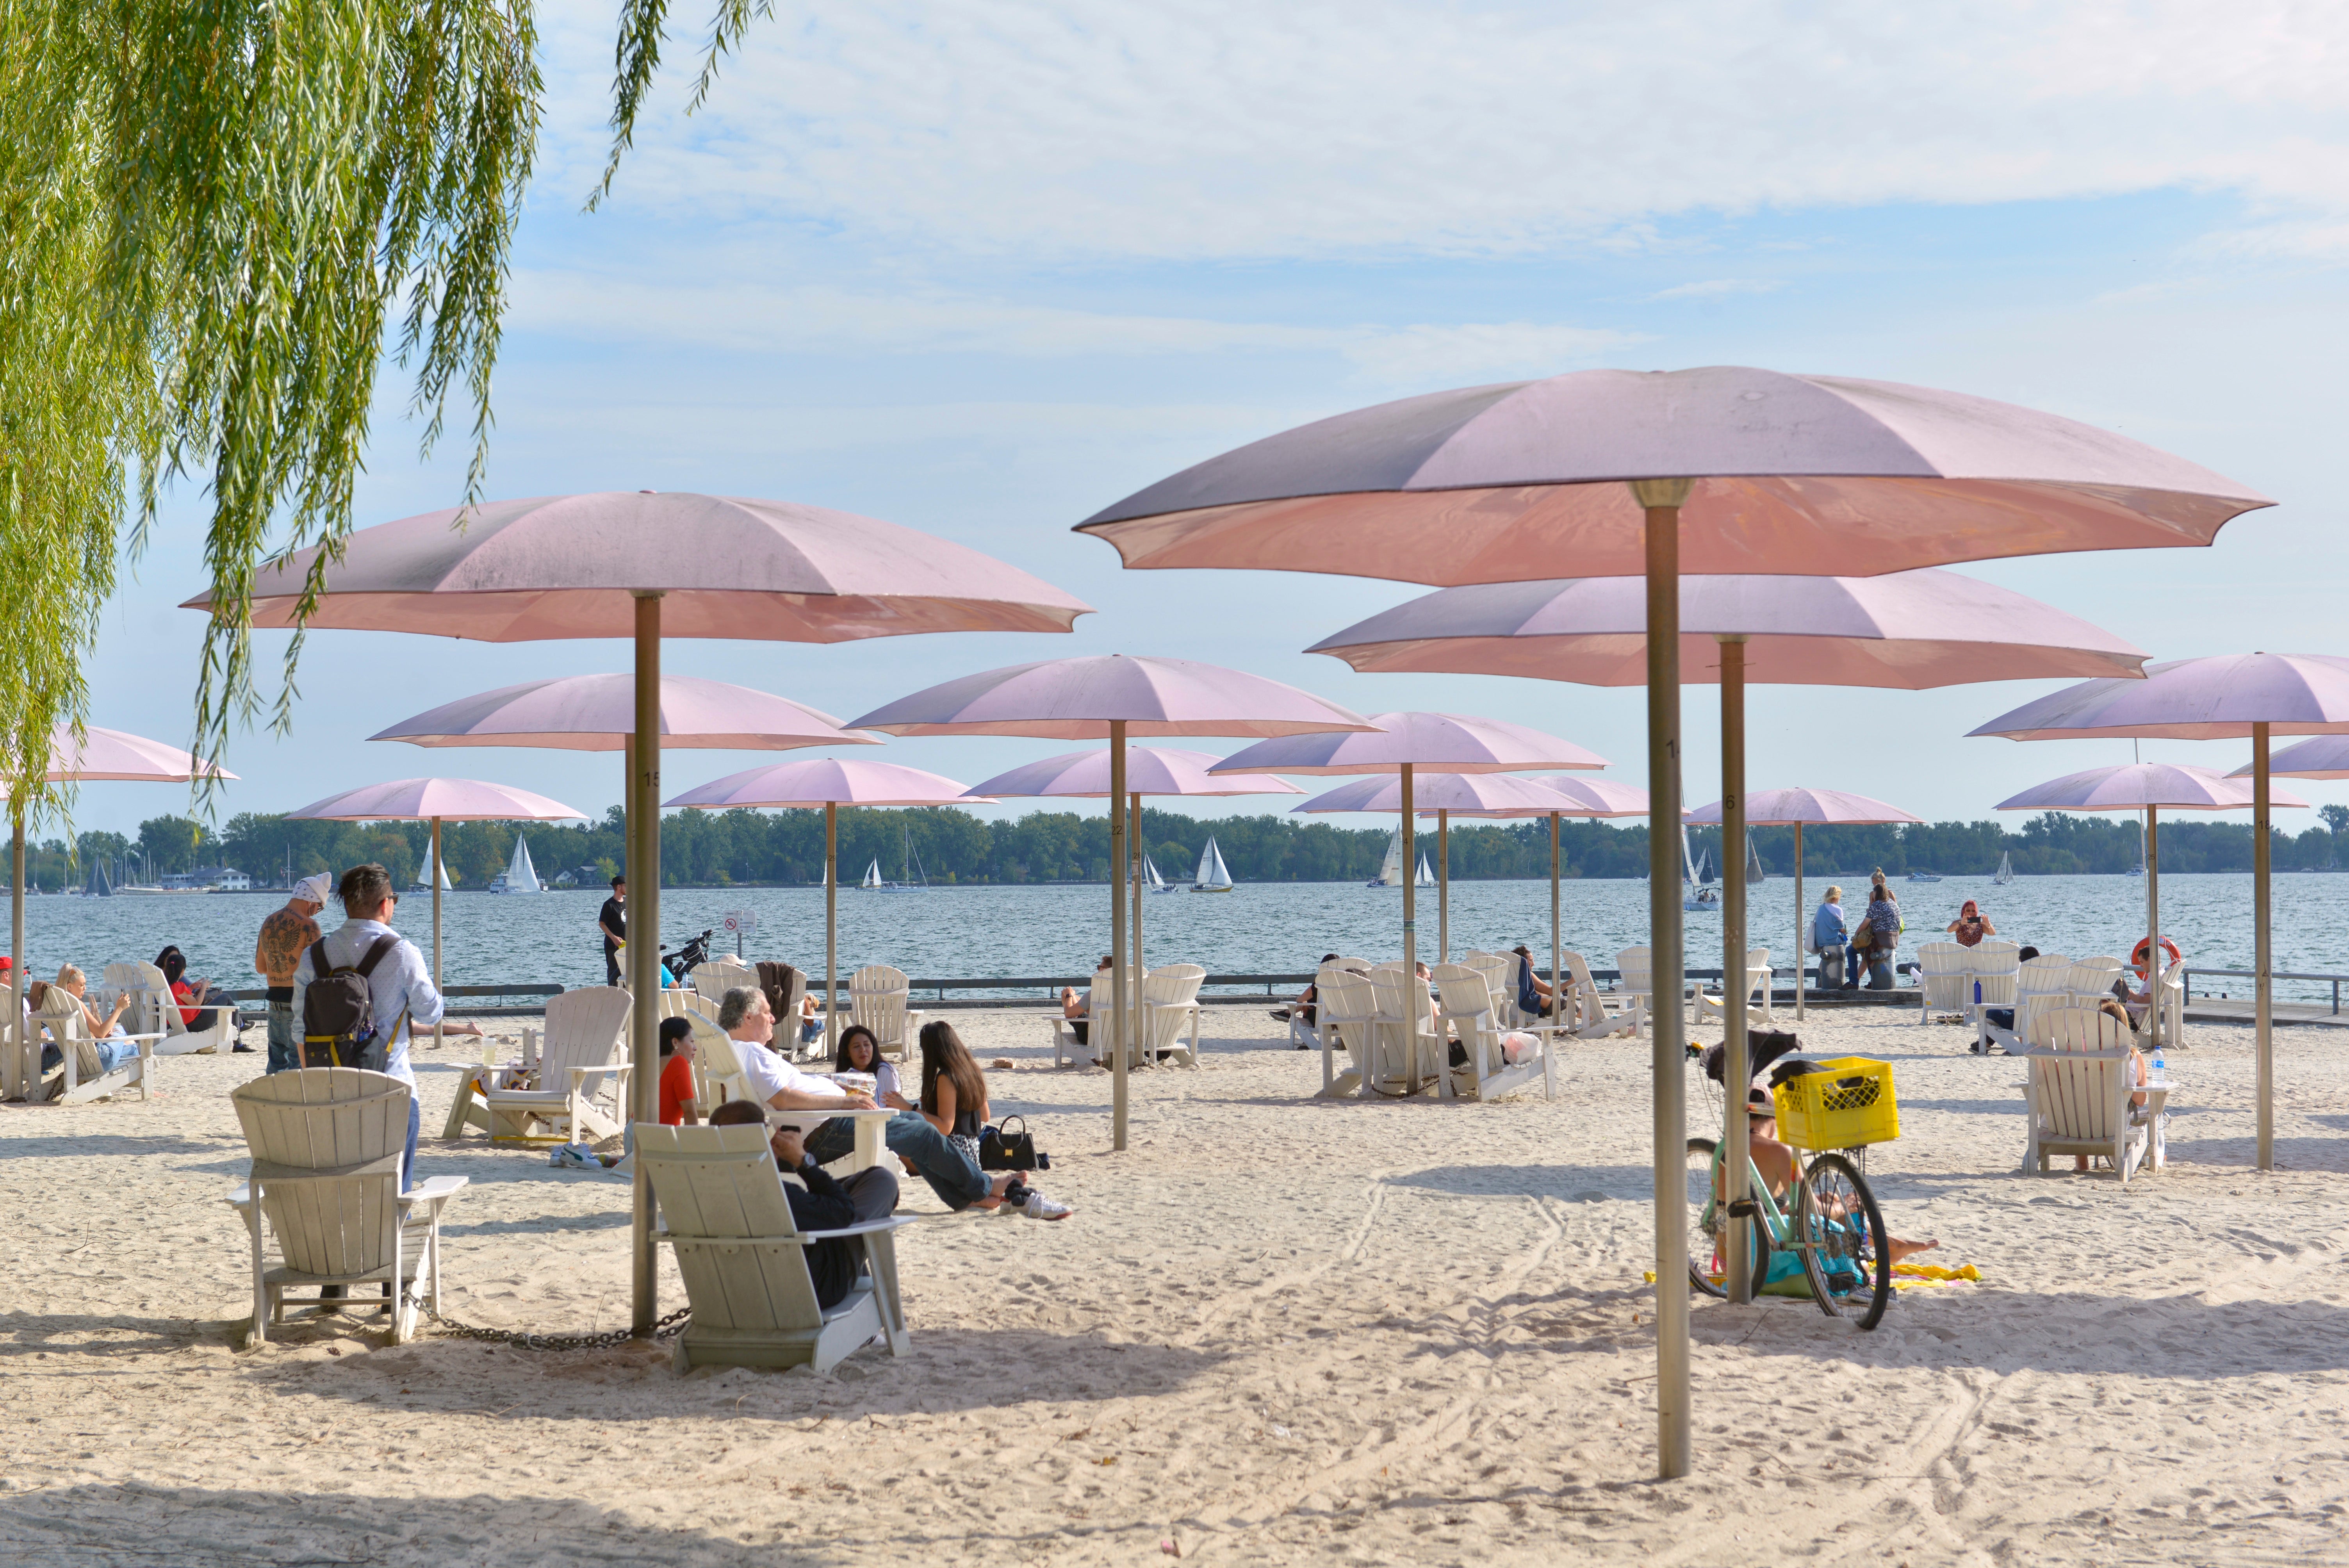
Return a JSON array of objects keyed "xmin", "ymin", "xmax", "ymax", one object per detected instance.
[{"xmin": 10, "ymin": 871, "xmax": 2348, "ymax": 1004}]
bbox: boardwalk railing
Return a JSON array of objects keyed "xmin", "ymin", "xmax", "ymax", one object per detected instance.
[{"xmin": 2185, "ymin": 967, "xmax": 2349, "ymax": 1014}]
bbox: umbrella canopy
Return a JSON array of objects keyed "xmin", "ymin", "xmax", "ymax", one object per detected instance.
[
  {"xmin": 848, "ymin": 654, "xmax": 1376, "ymax": 739},
  {"xmin": 285, "ymin": 778, "xmax": 586, "ymax": 822},
  {"xmin": 1994, "ymin": 763, "xmax": 2304, "ymax": 813},
  {"xmin": 1292, "ymin": 773, "xmax": 1584, "ymax": 814},
  {"xmin": 1686, "ymin": 788, "xmax": 1920, "ymax": 826},
  {"xmin": 371, "ymin": 674, "xmax": 878, "ymax": 751},
  {"xmin": 2242, "ymin": 735, "xmax": 2349, "ymax": 778},
  {"xmin": 1077, "ymin": 367, "xmax": 2271, "ymax": 584},
  {"xmin": 666, "ymin": 758, "xmax": 980, "ymax": 809},
  {"xmin": 1308, "ymin": 570, "xmax": 2149, "ymax": 686},
  {"xmin": 963, "ymin": 746, "xmax": 1299, "ymax": 800},
  {"xmin": 45, "ymin": 725, "xmax": 237, "ymax": 783},
  {"xmin": 1212, "ymin": 711, "xmax": 1606, "ymax": 775}
]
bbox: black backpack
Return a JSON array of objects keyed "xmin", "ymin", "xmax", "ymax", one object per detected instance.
[{"xmin": 301, "ymin": 933, "xmax": 404, "ymax": 1071}]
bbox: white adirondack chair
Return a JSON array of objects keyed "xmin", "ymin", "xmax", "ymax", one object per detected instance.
[
  {"xmin": 2068, "ymin": 956, "xmax": 2125, "ymax": 1000},
  {"xmin": 1433, "ymin": 963, "xmax": 1555, "ymax": 1102},
  {"xmin": 639, "ymin": 1121, "xmax": 912, "ymax": 1374},
  {"xmin": 226, "ymin": 1068, "xmax": 467, "ymax": 1344},
  {"xmin": 688, "ymin": 1016, "xmax": 751, "ymax": 1117},
  {"xmin": 106, "ymin": 960, "xmax": 237, "ymax": 1055},
  {"xmin": 1312, "ymin": 964, "xmax": 1376, "ymax": 1099},
  {"xmin": 1138, "ymin": 963, "xmax": 1207, "ymax": 1069},
  {"xmin": 1, "ymin": 985, "xmax": 36, "ymax": 1102},
  {"xmin": 1915, "ymin": 941, "xmax": 1971, "ymax": 1023},
  {"xmin": 848, "ymin": 964, "xmax": 922, "ymax": 1062},
  {"xmin": 480, "ymin": 986, "xmax": 633, "ymax": 1144},
  {"xmin": 29, "ymin": 985, "xmax": 161, "ymax": 1105},
  {"xmin": 1615, "ymin": 947, "xmax": 1658, "ymax": 1035},
  {"xmin": 1367, "ymin": 963, "xmax": 1445, "ymax": 1098},
  {"xmin": 1696, "ymin": 947, "xmax": 1774, "ymax": 1027},
  {"xmin": 1051, "ymin": 974, "xmax": 1103, "ymax": 1068},
  {"xmin": 2018, "ymin": 1002, "xmax": 2165, "ymax": 1182},
  {"xmin": 1982, "ymin": 955, "xmax": 2074, "ymax": 1055},
  {"xmin": 690, "ymin": 957, "xmax": 758, "ymax": 1002},
  {"xmin": 1558, "ymin": 950, "xmax": 1636, "ymax": 1039},
  {"xmin": 2137, "ymin": 958, "xmax": 2186, "ymax": 1050}
]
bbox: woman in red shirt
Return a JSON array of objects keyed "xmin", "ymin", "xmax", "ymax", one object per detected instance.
[{"xmin": 657, "ymin": 1015, "xmax": 700, "ymax": 1126}]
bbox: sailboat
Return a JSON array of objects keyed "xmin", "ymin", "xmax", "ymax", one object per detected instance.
[
  {"xmin": 487, "ymin": 833, "xmax": 543, "ymax": 894},
  {"xmin": 1192, "ymin": 836, "xmax": 1234, "ymax": 892},
  {"xmin": 2126, "ymin": 819, "xmax": 2146, "ymax": 876},
  {"xmin": 1367, "ymin": 825, "xmax": 1405, "ymax": 888},
  {"xmin": 859, "ymin": 857, "xmax": 887, "ymax": 890},
  {"xmin": 1143, "ymin": 854, "xmax": 1177, "ymax": 893},
  {"xmin": 412, "ymin": 856, "xmax": 453, "ymax": 892},
  {"xmin": 1414, "ymin": 853, "xmax": 1435, "ymax": 887},
  {"xmin": 1746, "ymin": 832, "xmax": 1766, "ymax": 882},
  {"xmin": 1994, "ymin": 851, "xmax": 2014, "ymax": 885},
  {"xmin": 1682, "ymin": 826, "xmax": 1718, "ymax": 912}
]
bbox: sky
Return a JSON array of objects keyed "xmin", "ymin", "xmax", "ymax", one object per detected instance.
[{"xmin": 75, "ymin": 0, "xmax": 2349, "ymax": 848}]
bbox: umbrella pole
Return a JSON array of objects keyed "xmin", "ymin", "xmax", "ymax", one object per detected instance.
[
  {"xmin": 1794, "ymin": 823, "xmax": 1806, "ymax": 1023},
  {"xmin": 2255, "ymin": 723, "xmax": 2272, "ymax": 1169},
  {"xmin": 1130, "ymin": 791, "xmax": 1144, "ymax": 1055},
  {"xmin": 1110, "ymin": 723, "xmax": 1129, "ymax": 1152},
  {"xmin": 11, "ymin": 807, "xmax": 21, "ymax": 1099},
  {"xmin": 1401, "ymin": 763, "xmax": 1417, "ymax": 1091},
  {"xmin": 826, "ymin": 801, "xmax": 839, "ymax": 1054},
  {"xmin": 1720, "ymin": 636, "xmax": 1751, "ymax": 1304},
  {"xmin": 1438, "ymin": 808, "xmax": 1449, "ymax": 964},
  {"xmin": 431, "ymin": 818, "xmax": 444, "ymax": 1054},
  {"xmin": 1550, "ymin": 811, "xmax": 1561, "ymax": 1035},
  {"xmin": 629, "ymin": 592, "xmax": 663, "ymax": 1336},
  {"xmin": 1633, "ymin": 478, "xmax": 1691, "ymax": 1481},
  {"xmin": 2146, "ymin": 806, "xmax": 2160, "ymax": 1055}
]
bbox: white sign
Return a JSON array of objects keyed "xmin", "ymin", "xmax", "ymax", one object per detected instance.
[{"xmin": 722, "ymin": 908, "xmax": 757, "ymax": 957}]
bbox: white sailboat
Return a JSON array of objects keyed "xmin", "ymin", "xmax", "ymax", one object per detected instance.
[
  {"xmin": 1994, "ymin": 850, "xmax": 2014, "ymax": 885},
  {"xmin": 1192, "ymin": 836, "xmax": 1234, "ymax": 892},
  {"xmin": 487, "ymin": 833, "xmax": 542, "ymax": 894},
  {"xmin": 1143, "ymin": 853, "xmax": 1175, "ymax": 893},
  {"xmin": 1682, "ymin": 825, "xmax": 1718, "ymax": 913},
  {"xmin": 1367, "ymin": 825, "xmax": 1405, "ymax": 888},
  {"xmin": 1747, "ymin": 832, "xmax": 1766, "ymax": 882},
  {"xmin": 1414, "ymin": 853, "xmax": 1435, "ymax": 887},
  {"xmin": 413, "ymin": 856, "xmax": 453, "ymax": 892}
]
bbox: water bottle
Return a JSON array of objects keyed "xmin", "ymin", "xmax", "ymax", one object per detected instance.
[{"xmin": 2151, "ymin": 1039, "xmax": 2167, "ymax": 1082}]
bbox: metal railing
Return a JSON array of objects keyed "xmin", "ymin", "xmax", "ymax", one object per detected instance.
[{"xmin": 2183, "ymin": 967, "xmax": 2349, "ymax": 1014}]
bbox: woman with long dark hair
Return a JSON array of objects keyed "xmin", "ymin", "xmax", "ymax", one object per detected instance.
[
  {"xmin": 833, "ymin": 1023, "xmax": 907, "ymax": 1110},
  {"xmin": 915, "ymin": 1020, "xmax": 1074, "ymax": 1221}
]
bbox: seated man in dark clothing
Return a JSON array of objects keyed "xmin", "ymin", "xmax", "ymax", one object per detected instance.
[{"xmin": 709, "ymin": 1099, "xmax": 898, "ymax": 1310}]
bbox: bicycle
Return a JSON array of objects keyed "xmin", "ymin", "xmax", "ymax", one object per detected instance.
[{"xmin": 1684, "ymin": 1135, "xmax": 1893, "ymax": 1330}]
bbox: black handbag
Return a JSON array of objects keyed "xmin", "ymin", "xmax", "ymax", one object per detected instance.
[{"xmin": 979, "ymin": 1115, "xmax": 1046, "ymax": 1171}]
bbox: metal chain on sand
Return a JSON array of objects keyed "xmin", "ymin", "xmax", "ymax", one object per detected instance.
[{"xmin": 400, "ymin": 1288, "xmax": 691, "ymax": 1351}]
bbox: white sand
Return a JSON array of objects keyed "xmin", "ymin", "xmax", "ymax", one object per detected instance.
[{"xmin": 4, "ymin": 1003, "xmax": 2348, "ymax": 1564}]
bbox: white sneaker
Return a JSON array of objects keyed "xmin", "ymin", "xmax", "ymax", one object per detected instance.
[{"xmin": 1019, "ymin": 1191, "xmax": 1074, "ymax": 1221}]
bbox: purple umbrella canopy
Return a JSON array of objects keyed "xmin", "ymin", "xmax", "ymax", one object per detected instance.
[
  {"xmin": 665, "ymin": 758, "xmax": 980, "ymax": 809},
  {"xmin": 1970, "ymin": 654, "xmax": 2349, "ymax": 741},
  {"xmin": 1212, "ymin": 711, "xmax": 1606, "ymax": 774},
  {"xmin": 1290, "ymin": 773, "xmax": 1586, "ymax": 814},
  {"xmin": 1310, "ymin": 570, "xmax": 2149, "ymax": 688},
  {"xmin": 372, "ymin": 674, "xmax": 878, "ymax": 751},
  {"xmin": 43, "ymin": 725, "xmax": 237, "ymax": 783},
  {"xmin": 963, "ymin": 747, "xmax": 1299, "ymax": 800},
  {"xmin": 286, "ymin": 777, "xmax": 586, "ymax": 821},
  {"xmin": 1685, "ymin": 788, "xmax": 1920, "ymax": 826},
  {"xmin": 2240, "ymin": 735, "xmax": 2349, "ymax": 779},
  {"xmin": 1078, "ymin": 367, "xmax": 2272, "ymax": 585},
  {"xmin": 1995, "ymin": 763, "xmax": 2306, "ymax": 813},
  {"xmin": 848, "ymin": 654, "xmax": 1375, "ymax": 739}
]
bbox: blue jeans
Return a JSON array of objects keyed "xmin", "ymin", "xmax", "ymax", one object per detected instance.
[
  {"xmin": 402, "ymin": 1096, "xmax": 419, "ymax": 1190},
  {"xmin": 266, "ymin": 1001, "xmax": 299, "ymax": 1074},
  {"xmin": 804, "ymin": 1111, "xmax": 989, "ymax": 1211},
  {"xmin": 42, "ymin": 1033, "xmax": 141, "ymax": 1076}
]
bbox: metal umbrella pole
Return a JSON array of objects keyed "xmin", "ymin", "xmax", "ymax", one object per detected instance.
[
  {"xmin": 431, "ymin": 817, "xmax": 445, "ymax": 1052},
  {"xmin": 1437, "ymin": 807, "xmax": 1449, "ymax": 963},
  {"xmin": 1719, "ymin": 635, "xmax": 1751, "ymax": 1304},
  {"xmin": 825, "ymin": 800, "xmax": 839, "ymax": 1053},
  {"xmin": 1130, "ymin": 789, "xmax": 1146, "ymax": 1057},
  {"xmin": 1550, "ymin": 811, "xmax": 1562, "ymax": 1033},
  {"xmin": 2255, "ymin": 723, "xmax": 2273, "ymax": 1169},
  {"xmin": 1110, "ymin": 723, "xmax": 1129, "ymax": 1151},
  {"xmin": 1793, "ymin": 822, "xmax": 1806, "ymax": 1022},
  {"xmin": 1633, "ymin": 477, "xmax": 1691, "ymax": 1481},
  {"xmin": 2145, "ymin": 805, "xmax": 2161, "ymax": 1053},
  {"xmin": 629, "ymin": 592, "xmax": 663, "ymax": 1336},
  {"xmin": 1400, "ymin": 761, "xmax": 1417, "ymax": 1088}
]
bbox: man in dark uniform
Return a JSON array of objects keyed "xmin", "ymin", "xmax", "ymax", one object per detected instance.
[{"xmin": 599, "ymin": 875, "xmax": 626, "ymax": 986}]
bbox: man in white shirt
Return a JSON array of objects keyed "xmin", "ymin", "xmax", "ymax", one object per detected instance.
[
  {"xmin": 718, "ymin": 986, "xmax": 1016, "ymax": 1212},
  {"xmin": 292, "ymin": 863, "xmax": 480, "ymax": 1188}
]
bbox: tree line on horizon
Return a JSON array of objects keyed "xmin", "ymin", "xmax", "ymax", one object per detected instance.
[{"xmin": 13, "ymin": 802, "xmax": 2349, "ymax": 892}]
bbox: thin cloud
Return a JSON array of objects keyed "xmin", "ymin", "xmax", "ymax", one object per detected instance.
[{"xmin": 1647, "ymin": 278, "xmax": 1783, "ymax": 301}]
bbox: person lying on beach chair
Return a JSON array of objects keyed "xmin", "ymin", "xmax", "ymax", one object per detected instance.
[
  {"xmin": 708, "ymin": 1099, "xmax": 899, "ymax": 1310},
  {"xmin": 1060, "ymin": 955, "xmax": 1112, "ymax": 1045}
]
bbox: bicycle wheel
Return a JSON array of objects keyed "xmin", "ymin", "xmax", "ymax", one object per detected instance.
[
  {"xmin": 1794, "ymin": 1151, "xmax": 1894, "ymax": 1330},
  {"xmin": 1684, "ymin": 1138, "xmax": 1767, "ymax": 1298}
]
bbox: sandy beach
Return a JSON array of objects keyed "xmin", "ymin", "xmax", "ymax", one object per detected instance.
[{"xmin": 4, "ymin": 1002, "xmax": 2348, "ymax": 1565}]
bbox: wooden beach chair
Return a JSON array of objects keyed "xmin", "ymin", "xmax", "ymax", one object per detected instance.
[
  {"xmin": 1311, "ymin": 964, "xmax": 1376, "ymax": 1098},
  {"xmin": 1558, "ymin": 950, "xmax": 1636, "ymax": 1039},
  {"xmin": 638, "ymin": 1121, "xmax": 912, "ymax": 1374},
  {"xmin": 226, "ymin": 1068, "xmax": 467, "ymax": 1345},
  {"xmin": 848, "ymin": 964, "xmax": 922, "ymax": 1063},
  {"xmin": 479, "ymin": 985, "xmax": 633, "ymax": 1144},
  {"xmin": 29, "ymin": 985, "xmax": 162, "ymax": 1105},
  {"xmin": 2017, "ymin": 1002, "xmax": 2166, "ymax": 1183},
  {"xmin": 1982, "ymin": 954, "xmax": 2072, "ymax": 1055},
  {"xmin": 1695, "ymin": 947, "xmax": 1774, "ymax": 1028},
  {"xmin": 2136, "ymin": 958, "xmax": 2186, "ymax": 1050},
  {"xmin": 105, "ymin": 959, "xmax": 237, "ymax": 1055},
  {"xmin": 1138, "ymin": 963, "xmax": 1206, "ymax": 1069},
  {"xmin": 690, "ymin": 959, "xmax": 758, "ymax": 1003},
  {"xmin": 1433, "ymin": 963, "xmax": 1555, "ymax": 1102},
  {"xmin": 1615, "ymin": 947, "xmax": 1659, "ymax": 1035},
  {"xmin": 1914, "ymin": 941, "xmax": 1971, "ymax": 1023},
  {"xmin": 1051, "ymin": 973, "xmax": 1104, "ymax": 1068},
  {"xmin": 1367, "ymin": 962, "xmax": 1445, "ymax": 1098},
  {"xmin": 1, "ymin": 983, "xmax": 35, "ymax": 1103}
]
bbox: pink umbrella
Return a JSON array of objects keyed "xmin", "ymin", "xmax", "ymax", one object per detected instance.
[
  {"xmin": 289, "ymin": 778, "xmax": 588, "ymax": 1046},
  {"xmin": 1215, "ymin": 712, "xmax": 1608, "ymax": 970},
  {"xmin": 1975, "ymin": 655, "xmax": 2349, "ymax": 1168},
  {"xmin": 184, "ymin": 490, "xmax": 1089, "ymax": 1336},
  {"xmin": 850, "ymin": 655, "xmax": 1374, "ymax": 1149},
  {"xmin": 667, "ymin": 759, "xmax": 985, "ymax": 1052},
  {"xmin": 2244, "ymin": 734, "xmax": 2349, "ymax": 776},
  {"xmin": 963, "ymin": 746, "xmax": 1301, "ymax": 1012},
  {"xmin": 371, "ymin": 674, "xmax": 878, "ymax": 751},
  {"xmin": 1082, "ymin": 368, "xmax": 2265, "ymax": 1476},
  {"xmin": 1685, "ymin": 789, "xmax": 1922, "ymax": 1019}
]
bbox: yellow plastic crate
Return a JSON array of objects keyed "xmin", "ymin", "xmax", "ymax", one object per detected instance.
[{"xmin": 1771, "ymin": 1057, "xmax": 1900, "ymax": 1149}]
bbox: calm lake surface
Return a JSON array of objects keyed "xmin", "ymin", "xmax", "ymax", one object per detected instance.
[{"xmin": 11, "ymin": 871, "xmax": 2349, "ymax": 1004}]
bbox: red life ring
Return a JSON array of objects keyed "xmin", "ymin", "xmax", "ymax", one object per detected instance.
[{"xmin": 2132, "ymin": 935, "xmax": 2182, "ymax": 979}]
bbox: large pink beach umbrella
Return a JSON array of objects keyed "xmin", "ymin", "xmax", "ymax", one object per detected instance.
[
  {"xmin": 1975, "ymin": 655, "xmax": 2349, "ymax": 1169},
  {"xmin": 963, "ymin": 746, "xmax": 1301, "ymax": 1014},
  {"xmin": 184, "ymin": 491, "xmax": 1089, "ymax": 1336},
  {"xmin": 1684, "ymin": 789, "xmax": 1922, "ymax": 1021},
  {"xmin": 849, "ymin": 655, "xmax": 1374, "ymax": 1150},
  {"xmin": 666, "ymin": 758, "xmax": 985, "ymax": 1053},
  {"xmin": 1080, "ymin": 367, "xmax": 2265, "ymax": 1478},
  {"xmin": 288, "ymin": 778, "xmax": 588, "ymax": 1047},
  {"xmin": 1311, "ymin": 569, "xmax": 2144, "ymax": 1306},
  {"xmin": 6, "ymin": 729, "xmax": 239, "ymax": 1100},
  {"xmin": 1214, "ymin": 713, "xmax": 1608, "ymax": 971}
]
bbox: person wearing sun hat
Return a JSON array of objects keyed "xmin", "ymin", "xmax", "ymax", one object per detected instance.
[{"xmin": 255, "ymin": 872, "xmax": 330, "ymax": 1073}]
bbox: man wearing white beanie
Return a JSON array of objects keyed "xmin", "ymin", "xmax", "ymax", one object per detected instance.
[{"xmin": 255, "ymin": 872, "xmax": 330, "ymax": 1073}]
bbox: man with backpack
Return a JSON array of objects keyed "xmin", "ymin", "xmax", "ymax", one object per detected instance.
[{"xmin": 291, "ymin": 862, "xmax": 468, "ymax": 1190}]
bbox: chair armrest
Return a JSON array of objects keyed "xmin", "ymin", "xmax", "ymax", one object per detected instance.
[
  {"xmin": 225, "ymin": 1181, "xmax": 253, "ymax": 1208},
  {"xmin": 399, "ymin": 1175, "xmax": 469, "ymax": 1208},
  {"xmin": 569, "ymin": 1062, "xmax": 633, "ymax": 1086},
  {"xmin": 119, "ymin": 1031, "xmax": 168, "ymax": 1044},
  {"xmin": 798, "ymin": 1216, "xmax": 918, "ymax": 1242}
]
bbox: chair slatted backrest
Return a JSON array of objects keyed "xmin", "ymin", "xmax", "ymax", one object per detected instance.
[
  {"xmin": 233, "ymin": 1068, "xmax": 410, "ymax": 1279},
  {"xmin": 34, "ymin": 985, "xmax": 106, "ymax": 1082},
  {"xmin": 849, "ymin": 964, "xmax": 912, "ymax": 1042},
  {"xmin": 0, "ymin": 983, "xmax": 25, "ymax": 1099},
  {"xmin": 1433, "ymin": 962, "xmax": 1497, "ymax": 1048},
  {"xmin": 1743, "ymin": 946, "xmax": 1772, "ymax": 991},
  {"xmin": 1561, "ymin": 950, "xmax": 1609, "ymax": 1029},
  {"xmin": 636, "ymin": 1123, "xmax": 822, "ymax": 1332},
  {"xmin": 1366, "ymin": 964, "xmax": 1429, "ymax": 1082},
  {"xmin": 2013, "ymin": 955, "xmax": 2072, "ymax": 1039},
  {"xmin": 1916, "ymin": 941, "xmax": 1971, "ymax": 1008},
  {"xmin": 657, "ymin": 989, "xmax": 717, "ymax": 1023},
  {"xmin": 692, "ymin": 1018, "xmax": 750, "ymax": 1112},
  {"xmin": 103, "ymin": 961, "xmax": 171, "ymax": 1038},
  {"xmin": 1139, "ymin": 963, "xmax": 1205, "ymax": 1053},
  {"xmin": 1616, "ymin": 946, "xmax": 1652, "ymax": 1000},
  {"xmin": 1322, "ymin": 968, "xmax": 1376, "ymax": 1072},
  {"xmin": 690, "ymin": 960, "xmax": 757, "ymax": 1002},
  {"xmin": 2068, "ymin": 957, "xmax": 2124, "ymax": 993},
  {"xmin": 2030, "ymin": 1001, "xmax": 2131, "ymax": 1142},
  {"xmin": 1969, "ymin": 941, "xmax": 2022, "ymax": 1006},
  {"xmin": 541, "ymin": 986, "xmax": 632, "ymax": 1098}
]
